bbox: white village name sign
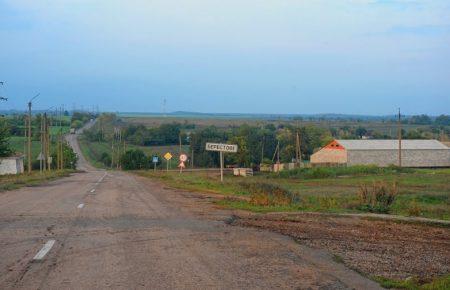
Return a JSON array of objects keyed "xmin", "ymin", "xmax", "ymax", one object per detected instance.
[
  {"xmin": 205, "ymin": 143, "xmax": 238, "ymax": 182},
  {"xmin": 205, "ymin": 143, "xmax": 238, "ymax": 153}
]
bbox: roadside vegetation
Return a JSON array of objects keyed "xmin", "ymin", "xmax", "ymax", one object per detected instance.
[
  {"xmin": 0, "ymin": 170, "xmax": 75, "ymax": 192},
  {"xmin": 374, "ymin": 274, "xmax": 450, "ymax": 290},
  {"xmin": 137, "ymin": 166, "xmax": 450, "ymax": 220},
  {"xmin": 2, "ymin": 112, "xmax": 79, "ymax": 170}
]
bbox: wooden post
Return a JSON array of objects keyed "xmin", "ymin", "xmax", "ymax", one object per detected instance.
[
  {"xmin": 261, "ymin": 135, "xmax": 265, "ymax": 163},
  {"xmin": 398, "ymin": 108, "xmax": 402, "ymax": 167},
  {"xmin": 27, "ymin": 102, "xmax": 32, "ymax": 173},
  {"xmin": 23, "ymin": 115, "xmax": 27, "ymax": 165},
  {"xmin": 42, "ymin": 114, "xmax": 47, "ymax": 171},
  {"xmin": 220, "ymin": 151, "xmax": 224, "ymax": 182},
  {"xmin": 40, "ymin": 115, "xmax": 43, "ymax": 173},
  {"xmin": 191, "ymin": 147, "xmax": 194, "ymax": 168}
]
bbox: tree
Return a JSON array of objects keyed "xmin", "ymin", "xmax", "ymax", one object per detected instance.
[
  {"xmin": 435, "ymin": 115, "xmax": 450, "ymax": 126},
  {"xmin": 50, "ymin": 142, "xmax": 78, "ymax": 169},
  {"xmin": 409, "ymin": 114, "xmax": 432, "ymax": 125},
  {"xmin": 0, "ymin": 117, "xmax": 12, "ymax": 157},
  {"xmin": 189, "ymin": 126, "xmax": 225, "ymax": 167},
  {"xmin": 121, "ymin": 149, "xmax": 149, "ymax": 170},
  {"xmin": 404, "ymin": 129, "xmax": 425, "ymax": 139},
  {"xmin": 355, "ymin": 126, "xmax": 367, "ymax": 138}
]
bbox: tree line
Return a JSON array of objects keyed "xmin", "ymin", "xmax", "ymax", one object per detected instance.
[{"xmin": 82, "ymin": 113, "xmax": 450, "ymax": 170}]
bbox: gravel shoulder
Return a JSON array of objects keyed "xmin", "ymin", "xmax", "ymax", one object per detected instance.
[{"xmin": 230, "ymin": 211, "xmax": 450, "ymax": 282}]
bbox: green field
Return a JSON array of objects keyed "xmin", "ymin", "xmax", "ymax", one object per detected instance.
[
  {"xmin": 136, "ymin": 167, "xmax": 450, "ymax": 220},
  {"xmin": 8, "ymin": 125, "xmax": 70, "ymax": 159}
]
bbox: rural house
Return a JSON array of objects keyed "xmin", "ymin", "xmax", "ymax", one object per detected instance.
[
  {"xmin": 310, "ymin": 139, "xmax": 450, "ymax": 167},
  {"xmin": 0, "ymin": 155, "xmax": 25, "ymax": 175}
]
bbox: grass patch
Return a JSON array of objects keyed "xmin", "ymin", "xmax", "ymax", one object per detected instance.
[
  {"xmin": 0, "ymin": 170, "xmax": 75, "ymax": 192},
  {"xmin": 276, "ymin": 165, "xmax": 414, "ymax": 179},
  {"xmin": 135, "ymin": 167, "xmax": 450, "ymax": 220},
  {"xmin": 374, "ymin": 274, "xmax": 450, "ymax": 290},
  {"xmin": 332, "ymin": 254, "xmax": 345, "ymax": 264}
]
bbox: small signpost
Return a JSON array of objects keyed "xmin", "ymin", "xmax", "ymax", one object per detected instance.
[
  {"xmin": 163, "ymin": 152, "xmax": 172, "ymax": 172},
  {"xmin": 152, "ymin": 156, "xmax": 159, "ymax": 171},
  {"xmin": 205, "ymin": 142, "xmax": 238, "ymax": 182},
  {"xmin": 37, "ymin": 152, "xmax": 44, "ymax": 173},
  {"xmin": 179, "ymin": 154, "xmax": 187, "ymax": 173}
]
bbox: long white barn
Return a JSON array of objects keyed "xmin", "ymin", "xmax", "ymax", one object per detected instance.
[{"xmin": 310, "ymin": 139, "xmax": 450, "ymax": 167}]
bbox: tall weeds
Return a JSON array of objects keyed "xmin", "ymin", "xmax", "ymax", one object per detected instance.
[
  {"xmin": 239, "ymin": 182, "xmax": 298, "ymax": 206},
  {"xmin": 357, "ymin": 181, "xmax": 398, "ymax": 213}
]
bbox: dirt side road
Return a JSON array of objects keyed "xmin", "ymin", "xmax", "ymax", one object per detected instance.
[{"xmin": 0, "ymin": 129, "xmax": 382, "ymax": 289}]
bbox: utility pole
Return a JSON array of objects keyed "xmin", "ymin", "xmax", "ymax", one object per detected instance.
[
  {"xmin": 45, "ymin": 113, "xmax": 51, "ymax": 171},
  {"xmin": 27, "ymin": 93, "xmax": 40, "ymax": 173},
  {"xmin": 277, "ymin": 140, "xmax": 280, "ymax": 164},
  {"xmin": 61, "ymin": 105, "xmax": 65, "ymax": 170},
  {"xmin": 39, "ymin": 115, "xmax": 43, "ymax": 173},
  {"xmin": 261, "ymin": 135, "xmax": 265, "ymax": 164},
  {"xmin": 398, "ymin": 108, "xmax": 402, "ymax": 168},
  {"xmin": 295, "ymin": 131, "xmax": 301, "ymax": 165},
  {"xmin": 55, "ymin": 108, "xmax": 60, "ymax": 170},
  {"xmin": 191, "ymin": 146, "xmax": 194, "ymax": 168}
]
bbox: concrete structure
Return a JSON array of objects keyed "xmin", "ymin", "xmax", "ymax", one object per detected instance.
[
  {"xmin": 0, "ymin": 156, "xmax": 25, "ymax": 175},
  {"xmin": 233, "ymin": 168, "xmax": 254, "ymax": 177},
  {"xmin": 311, "ymin": 139, "xmax": 450, "ymax": 168}
]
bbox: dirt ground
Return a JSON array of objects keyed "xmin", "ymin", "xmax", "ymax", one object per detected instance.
[{"xmin": 228, "ymin": 211, "xmax": 450, "ymax": 282}]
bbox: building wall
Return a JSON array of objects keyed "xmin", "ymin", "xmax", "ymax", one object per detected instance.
[
  {"xmin": 310, "ymin": 148, "xmax": 347, "ymax": 165},
  {"xmin": 0, "ymin": 158, "xmax": 24, "ymax": 175},
  {"xmin": 347, "ymin": 149, "xmax": 450, "ymax": 167}
]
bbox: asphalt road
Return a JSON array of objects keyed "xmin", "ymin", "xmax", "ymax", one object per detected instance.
[{"xmin": 0, "ymin": 130, "xmax": 382, "ymax": 289}]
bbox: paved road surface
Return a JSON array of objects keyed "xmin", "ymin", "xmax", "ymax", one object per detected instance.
[{"xmin": 0, "ymin": 129, "xmax": 382, "ymax": 289}]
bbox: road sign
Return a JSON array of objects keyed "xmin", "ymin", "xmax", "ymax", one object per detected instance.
[
  {"xmin": 152, "ymin": 156, "xmax": 159, "ymax": 163},
  {"xmin": 205, "ymin": 143, "xmax": 238, "ymax": 153},
  {"xmin": 37, "ymin": 152, "xmax": 44, "ymax": 161},
  {"xmin": 205, "ymin": 142, "xmax": 238, "ymax": 182},
  {"xmin": 164, "ymin": 152, "xmax": 173, "ymax": 160},
  {"xmin": 179, "ymin": 154, "xmax": 187, "ymax": 162}
]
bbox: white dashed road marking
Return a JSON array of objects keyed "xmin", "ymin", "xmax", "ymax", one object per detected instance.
[{"xmin": 33, "ymin": 240, "xmax": 56, "ymax": 261}]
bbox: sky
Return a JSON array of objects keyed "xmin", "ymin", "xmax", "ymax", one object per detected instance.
[{"xmin": 0, "ymin": 0, "xmax": 449, "ymax": 115}]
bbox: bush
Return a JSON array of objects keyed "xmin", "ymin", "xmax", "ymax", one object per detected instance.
[
  {"xmin": 100, "ymin": 152, "xmax": 111, "ymax": 167},
  {"xmin": 407, "ymin": 200, "xmax": 422, "ymax": 217},
  {"xmin": 120, "ymin": 149, "xmax": 150, "ymax": 170},
  {"xmin": 357, "ymin": 182, "xmax": 398, "ymax": 213},
  {"xmin": 239, "ymin": 182, "xmax": 298, "ymax": 206}
]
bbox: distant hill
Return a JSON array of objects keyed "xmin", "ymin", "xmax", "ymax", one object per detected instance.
[{"xmin": 118, "ymin": 111, "xmax": 402, "ymax": 121}]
